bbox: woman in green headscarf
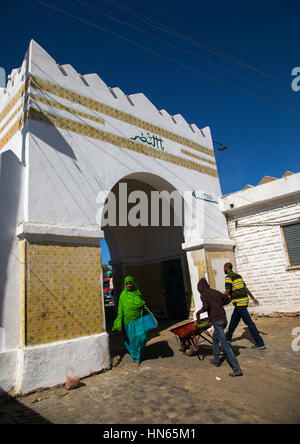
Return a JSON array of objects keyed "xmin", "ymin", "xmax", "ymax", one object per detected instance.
[{"xmin": 112, "ymin": 276, "xmax": 147, "ymax": 367}]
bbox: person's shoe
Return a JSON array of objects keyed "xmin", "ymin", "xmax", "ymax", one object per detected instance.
[
  {"xmin": 252, "ymin": 344, "xmax": 266, "ymax": 350},
  {"xmin": 229, "ymin": 371, "xmax": 243, "ymax": 377},
  {"xmin": 210, "ymin": 359, "xmax": 221, "ymax": 367},
  {"xmin": 133, "ymin": 361, "xmax": 140, "ymax": 367}
]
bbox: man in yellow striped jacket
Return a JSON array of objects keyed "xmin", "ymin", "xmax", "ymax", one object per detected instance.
[{"xmin": 224, "ymin": 263, "xmax": 266, "ymax": 350}]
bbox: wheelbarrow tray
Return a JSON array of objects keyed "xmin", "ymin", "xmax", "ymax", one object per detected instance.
[
  {"xmin": 170, "ymin": 318, "xmax": 213, "ymax": 360},
  {"xmin": 170, "ymin": 318, "xmax": 212, "ymax": 340}
]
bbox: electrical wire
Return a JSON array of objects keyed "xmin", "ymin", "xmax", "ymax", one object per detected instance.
[
  {"xmin": 99, "ymin": 0, "xmax": 289, "ymax": 85},
  {"xmin": 132, "ymin": 0, "xmax": 289, "ymax": 80},
  {"xmin": 77, "ymin": 0, "xmax": 300, "ymax": 105},
  {"xmin": 33, "ymin": 0, "xmax": 300, "ymax": 116},
  {"xmin": 29, "ymin": 51, "xmax": 209, "ymax": 207},
  {"xmin": 29, "ymin": 62, "xmax": 198, "ymax": 203}
]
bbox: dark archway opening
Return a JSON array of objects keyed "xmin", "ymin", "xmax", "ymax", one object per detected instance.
[{"xmin": 101, "ymin": 173, "xmax": 192, "ymax": 332}]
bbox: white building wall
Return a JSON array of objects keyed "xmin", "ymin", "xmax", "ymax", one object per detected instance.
[
  {"xmin": 221, "ymin": 174, "xmax": 300, "ymax": 314},
  {"xmin": 0, "ymin": 40, "xmax": 233, "ymax": 394},
  {"xmin": 0, "ymin": 148, "xmax": 26, "ymax": 392},
  {"xmin": 23, "ymin": 40, "xmax": 223, "ymax": 242}
]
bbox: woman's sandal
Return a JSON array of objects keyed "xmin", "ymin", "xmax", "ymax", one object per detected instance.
[{"xmin": 133, "ymin": 362, "xmax": 140, "ymax": 367}]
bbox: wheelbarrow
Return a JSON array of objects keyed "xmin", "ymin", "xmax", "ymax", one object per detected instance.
[{"xmin": 170, "ymin": 318, "xmax": 213, "ymax": 360}]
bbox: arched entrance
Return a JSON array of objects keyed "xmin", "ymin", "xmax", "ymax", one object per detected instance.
[
  {"xmin": 1, "ymin": 40, "xmax": 236, "ymax": 395},
  {"xmin": 101, "ymin": 172, "xmax": 192, "ymax": 319}
]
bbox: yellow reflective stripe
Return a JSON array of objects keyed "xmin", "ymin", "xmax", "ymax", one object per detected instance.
[
  {"xmin": 231, "ymin": 297, "xmax": 249, "ymax": 303},
  {"xmin": 232, "ymin": 278, "xmax": 244, "ymax": 285},
  {"xmin": 232, "ymin": 283, "xmax": 245, "ymax": 289}
]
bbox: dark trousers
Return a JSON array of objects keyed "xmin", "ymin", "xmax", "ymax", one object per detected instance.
[
  {"xmin": 213, "ymin": 318, "xmax": 242, "ymax": 373},
  {"xmin": 226, "ymin": 306, "xmax": 265, "ymax": 347}
]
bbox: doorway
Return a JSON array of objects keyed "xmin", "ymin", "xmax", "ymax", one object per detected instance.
[
  {"xmin": 161, "ymin": 258, "xmax": 188, "ymax": 318},
  {"xmin": 101, "ymin": 173, "xmax": 192, "ymax": 323}
]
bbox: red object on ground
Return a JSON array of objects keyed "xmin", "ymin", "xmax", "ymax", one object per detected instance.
[{"xmin": 65, "ymin": 376, "xmax": 81, "ymax": 390}]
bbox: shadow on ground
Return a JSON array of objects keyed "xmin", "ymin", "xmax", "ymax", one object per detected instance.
[
  {"xmin": 0, "ymin": 390, "xmax": 51, "ymax": 424},
  {"xmin": 105, "ymin": 304, "xmax": 187, "ymax": 365},
  {"xmin": 230, "ymin": 327, "xmax": 268, "ymax": 345},
  {"xmin": 142, "ymin": 340, "xmax": 174, "ymax": 361}
]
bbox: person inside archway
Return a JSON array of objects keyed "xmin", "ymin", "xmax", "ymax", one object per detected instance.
[
  {"xmin": 107, "ymin": 271, "xmax": 114, "ymax": 304},
  {"xmin": 112, "ymin": 276, "xmax": 147, "ymax": 367}
]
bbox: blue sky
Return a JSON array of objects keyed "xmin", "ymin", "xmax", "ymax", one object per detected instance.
[{"xmin": 1, "ymin": 0, "xmax": 299, "ymax": 264}]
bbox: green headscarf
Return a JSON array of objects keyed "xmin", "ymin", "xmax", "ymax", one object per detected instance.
[
  {"xmin": 123, "ymin": 276, "xmax": 140, "ymax": 295},
  {"xmin": 112, "ymin": 276, "xmax": 146, "ymax": 330}
]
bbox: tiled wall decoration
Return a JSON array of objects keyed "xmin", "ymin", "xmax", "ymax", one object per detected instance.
[
  {"xmin": 0, "ymin": 75, "xmax": 217, "ymax": 177},
  {"xmin": 29, "ymin": 75, "xmax": 215, "ymax": 159},
  {"xmin": 31, "ymin": 94, "xmax": 105, "ymax": 126},
  {"xmin": 0, "ymin": 83, "xmax": 25, "ymax": 122},
  {"xmin": 181, "ymin": 148, "xmax": 216, "ymax": 166},
  {"xmin": 0, "ymin": 83, "xmax": 27, "ymax": 151},
  {"xmin": 28, "ymin": 107, "xmax": 218, "ymax": 177},
  {"xmin": 0, "ymin": 101, "xmax": 25, "ymax": 135},
  {"xmin": 25, "ymin": 242, "xmax": 104, "ymax": 346},
  {"xmin": 0, "ymin": 113, "xmax": 25, "ymax": 150}
]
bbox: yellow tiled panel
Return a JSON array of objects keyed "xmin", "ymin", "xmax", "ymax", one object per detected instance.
[
  {"xmin": 25, "ymin": 242, "xmax": 104, "ymax": 346},
  {"xmin": 0, "ymin": 75, "xmax": 215, "ymax": 163},
  {"xmin": 0, "ymin": 84, "xmax": 25, "ymax": 122},
  {"xmin": 181, "ymin": 148, "xmax": 216, "ymax": 166},
  {"xmin": 0, "ymin": 78, "xmax": 217, "ymax": 176},
  {"xmin": 0, "ymin": 114, "xmax": 25, "ymax": 151},
  {"xmin": 29, "ymin": 75, "xmax": 215, "ymax": 159},
  {"xmin": 27, "ymin": 107, "xmax": 218, "ymax": 178},
  {"xmin": 0, "ymin": 100, "xmax": 26, "ymax": 135},
  {"xmin": 31, "ymin": 94, "xmax": 105, "ymax": 126}
]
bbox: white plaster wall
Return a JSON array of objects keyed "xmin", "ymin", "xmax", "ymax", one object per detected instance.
[
  {"xmin": 26, "ymin": 122, "xmax": 222, "ymax": 238},
  {"xmin": 220, "ymin": 173, "xmax": 300, "ymax": 213},
  {"xmin": 0, "ymin": 40, "xmax": 233, "ymax": 394},
  {"xmin": 18, "ymin": 332, "xmax": 110, "ymax": 395},
  {"xmin": 0, "ymin": 55, "xmax": 27, "ymax": 394},
  {"xmin": 0, "ymin": 150, "xmax": 25, "ymax": 393},
  {"xmin": 185, "ymin": 250, "xmax": 205, "ymax": 316},
  {"xmin": 208, "ymin": 255, "xmax": 233, "ymax": 292},
  {"xmin": 24, "ymin": 40, "xmax": 227, "ymax": 245},
  {"xmin": 0, "ymin": 150, "xmax": 25, "ymax": 350},
  {"xmin": 0, "ymin": 350, "xmax": 20, "ymax": 393},
  {"xmin": 27, "ymin": 41, "xmax": 213, "ymax": 154},
  {"xmin": 104, "ymin": 178, "xmax": 185, "ymax": 264}
]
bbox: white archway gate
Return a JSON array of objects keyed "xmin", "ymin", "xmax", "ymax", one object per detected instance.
[
  {"xmin": 0, "ymin": 41, "xmax": 234, "ymax": 394},
  {"xmin": 102, "ymin": 173, "xmax": 191, "ymax": 320}
]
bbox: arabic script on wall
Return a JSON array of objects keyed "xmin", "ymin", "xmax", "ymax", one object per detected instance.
[{"xmin": 130, "ymin": 132, "xmax": 165, "ymax": 151}]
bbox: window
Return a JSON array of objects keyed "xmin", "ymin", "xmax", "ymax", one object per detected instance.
[{"xmin": 282, "ymin": 223, "xmax": 300, "ymax": 266}]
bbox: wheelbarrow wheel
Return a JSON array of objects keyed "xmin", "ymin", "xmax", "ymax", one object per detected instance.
[{"xmin": 184, "ymin": 347, "xmax": 194, "ymax": 356}]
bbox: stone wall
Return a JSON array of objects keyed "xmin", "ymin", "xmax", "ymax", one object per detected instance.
[{"xmin": 225, "ymin": 193, "xmax": 300, "ymax": 313}]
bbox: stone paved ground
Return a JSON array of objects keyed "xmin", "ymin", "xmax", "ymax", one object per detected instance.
[{"xmin": 0, "ymin": 310, "xmax": 300, "ymax": 424}]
